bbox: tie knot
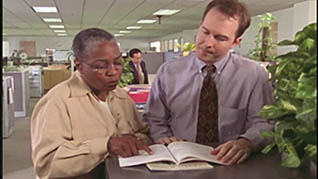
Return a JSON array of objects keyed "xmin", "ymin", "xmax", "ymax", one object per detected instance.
[{"xmin": 205, "ymin": 65, "xmax": 216, "ymax": 75}]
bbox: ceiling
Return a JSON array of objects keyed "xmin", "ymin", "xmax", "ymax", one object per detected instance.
[{"xmin": 3, "ymin": 0, "xmax": 309, "ymax": 40}]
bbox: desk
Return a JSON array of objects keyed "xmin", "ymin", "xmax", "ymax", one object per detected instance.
[{"xmin": 105, "ymin": 151, "xmax": 315, "ymax": 179}]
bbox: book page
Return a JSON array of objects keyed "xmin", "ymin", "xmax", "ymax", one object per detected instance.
[
  {"xmin": 167, "ymin": 141, "xmax": 225, "ymax": 165},
  {"xmin": 118, "ymin": 144, "xmax": 177, "ymax": 167},
  {"xmin": 146, "ymin": 161, "xmax": 213, "ymax": 171}
]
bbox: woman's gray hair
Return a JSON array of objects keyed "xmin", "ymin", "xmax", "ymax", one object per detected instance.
[{"xmin": 72, "ymin": 28, "xmax": 115, "ymax": 60}]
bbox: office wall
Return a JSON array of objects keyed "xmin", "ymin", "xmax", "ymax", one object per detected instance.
[
  {"xmin": 3, "ymin": 36, "xmax": 150, "ymax": 57},
  {"xmin": 152, "ymin": 1, "xmax": 316, "ymax": 57},
  {"xmin": 117, "ymin": 38, "xmax": 150, "ymax": 53}
]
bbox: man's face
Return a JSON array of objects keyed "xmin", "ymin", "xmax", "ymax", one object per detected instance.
[
  {"xmin": 76, "ymin": 41, "xmax": 122, "ymax": 92},
  {"xmin": 196, "ymin": 7, "xmax": 242, "ymax": 64},
  {"xmin": 132, "ymin": 52, "xmax": 143, "ymax": 64}
]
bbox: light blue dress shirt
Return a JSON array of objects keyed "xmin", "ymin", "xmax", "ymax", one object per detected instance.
[{"xmin": 143, "ymin": 52, "xmax": 274, "ymax": 150}]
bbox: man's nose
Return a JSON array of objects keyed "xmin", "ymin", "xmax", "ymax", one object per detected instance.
[{"xmin": 206, "ymin": 35, "xmax": 216, "ymax": 48}]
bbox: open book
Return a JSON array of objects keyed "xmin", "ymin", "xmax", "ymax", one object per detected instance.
[{"xmin": 118, "ymin": 141, "xmax": 226, "ymax": 170}]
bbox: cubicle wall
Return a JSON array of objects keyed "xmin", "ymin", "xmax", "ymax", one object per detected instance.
[
  {"xmin": 137, "ymin": 51, "xmax": 183, "ymax": 75},
  {"xmin": 4, "ymin": 69, "xmax": 30, "ymax": 118},
  {"xmin": 142, "ymin": 52, "xmax": 164, "ymax": 74},
  {"xmin": 2, "ymin": 76, "xmax": 15, "ymax": 138}
]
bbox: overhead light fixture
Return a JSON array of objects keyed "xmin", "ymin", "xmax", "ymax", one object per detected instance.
[
  {"xmin": 119, "ymin": 30, "xmax": 131, "ymax": 34},
  {"xmin": 57, "ymin": 33, "xmax": 67, "ymax": 36},
  {"xmin": 114, "ymin": 34, "xmax": 124, "ymax": 37},
  {"xmin": 49, "ymin": 25, "xmax": 65, "ymax": 29},
  {"xmin": 53, "ymin": 30, "xmax": 66, "ymax": 33},
  {"xmin": 153, "ymin": 9, "xmax": 181, "ymax": 16},
  {"xmin": 43, "ymin": 18, "xmax": 62, "ymax": 22},
  {"xmin": 33, "ymin": 6, "xmax": 58, "ymax": 13},
  {"xmin": 137, "ymin": 19, "xmax": 157, "ymax": 24},
  {"xmin": 126, "ymin": 26, "xmax": 142, "ymax": 30}
]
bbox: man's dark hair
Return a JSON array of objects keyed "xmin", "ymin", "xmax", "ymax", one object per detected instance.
[
  {"xmin": 72, "ymin": 28, "xmax": 115, "ymax": 60},
  {"xmin": 201, "ymin": 0, "xmax": 251, "ymax": 38},
  {"xmin": 129, "ymin": 48, "xmax": 142, "ymax": 58}
]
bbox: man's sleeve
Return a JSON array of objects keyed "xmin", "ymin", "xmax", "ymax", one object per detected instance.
[
  {"xmin": 240, "ymin": 68, "xmax": 275, "ymax": 151},
  {"xmin": 143, "ymin": 66, "xmax": 173, "ymax": 142}
]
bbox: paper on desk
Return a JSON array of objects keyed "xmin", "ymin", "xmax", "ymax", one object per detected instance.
[{"xmin": 146, "ymin": 161, "xmax": 213, "ymax": 171}]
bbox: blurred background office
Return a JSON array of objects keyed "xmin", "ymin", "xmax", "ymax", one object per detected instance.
[{"xmin": 2, "ymin": 0, "xmax": 316, "ymax": 178}]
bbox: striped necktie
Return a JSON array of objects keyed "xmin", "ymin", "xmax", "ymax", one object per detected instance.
[
  {"xmin": 136, "ymin": 64, "xmax": 142, "ymax": 84},
  {"xmin": 196, "ymin": 65, "xmax": 219, "ymax": 145}
]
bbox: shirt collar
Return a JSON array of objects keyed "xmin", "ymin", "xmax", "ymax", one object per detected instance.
[
  {"xmin": 69, "ymin": 71, "xmax": 126, "ymax": 99},
  {"xmin": 195, "ymin": 52, "xmax": 231, "ymax": 74}
]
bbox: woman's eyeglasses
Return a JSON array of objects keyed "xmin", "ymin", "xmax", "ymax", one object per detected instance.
[{"xmin": 80, "ymin": 58, "xmax": 123, "ymax": 74}]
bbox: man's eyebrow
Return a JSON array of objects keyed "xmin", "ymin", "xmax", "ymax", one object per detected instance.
[{"xmin": 201, "ymin": 26, "xmax": 209, "ymax": 31}]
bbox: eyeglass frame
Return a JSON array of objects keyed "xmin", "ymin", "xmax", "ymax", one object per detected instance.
[{"xmin": 79, "ymin": 57, "xmax": 124, "ymax": 74}]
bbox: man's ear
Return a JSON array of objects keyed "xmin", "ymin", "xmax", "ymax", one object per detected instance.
[{"xmin": 231, "ymin": 36, "xmax": 242, "ymax": 49}]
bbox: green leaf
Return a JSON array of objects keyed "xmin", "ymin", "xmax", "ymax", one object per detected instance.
[
  {"xmin": 261, "ymin": 143, "xmax": 276, "ymax": 154},
  {"xmin": 278, "ymin": 40, "xmax": 295, "ymax": 46},
  {"xmin": 304, "ymin": 144, "xmax": 317, "ymax": 162},
  {"xmin": 281, "ymin": 143, "xmax": 301, "ymax": 168},
  {"xmin": 259, "ymin": 104, "xmax": 289, "ymax": 119},
  {"xmin": 280, "ymin": 100, "xmax": 297, "ymax": 112}
]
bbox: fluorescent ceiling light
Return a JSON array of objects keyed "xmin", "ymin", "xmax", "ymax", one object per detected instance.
[
  {"xmin": 57, "ymin": 33, "xmax": 67, "ymax": 36},
  {"xmin": 53, "ymin": 30, "xmax": 66, "ymax": 33},
  {"xmin": 137, "ymin": 19, "xmax": 157, "ymax": 24},
  {"xmin": 126, "ymin": 26, "xmax": 142, "ymax": 30},
  {"xmin": 43, "ymin": 18, "xmax": 62, "ymax": 22},
  {"xmin": 153, "ymin": 9, "xmax": 181, "ymax": 16},
  {"xmin": 114, "ymin": 34, "xmax": 124, "ymax": 37},
  {"xmin": 33, "ymin": 6, "xmax": 58, "ymax": 13},
  {"xmin": 49, "ymin": 25, "xmax": 65, "ymax": 29},
  {"xmin": 119, "ymin": 30, "xmax": 131, "ymax": 34}
]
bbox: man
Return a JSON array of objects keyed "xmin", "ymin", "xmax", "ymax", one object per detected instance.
[
  {"xmin": 144, "ymin": 0, "xmax": 274, "ymax": 165},
  {"xmin": 31, "ymin": 28, "xmax": 152, "ymax": 179},
  {"xmin": 128, "ymin": 48, "xmax": 149, "ymax": 84}
]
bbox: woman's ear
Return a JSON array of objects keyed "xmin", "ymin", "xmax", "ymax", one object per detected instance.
[{"xmin": 74, "ymin": 59, "xmax": 83, "ymax": 73}]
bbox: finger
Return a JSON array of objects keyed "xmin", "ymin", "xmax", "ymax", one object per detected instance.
[
  {"xmin": 158, "ymin": 137, "xmax": 172, "ymax": 145},
  {"xmin": 118, "ymin": 146, "xmax": 129, "ymax": 158},
  {"xmin": 220, "ymin": 146, "xmax": 239, "ymax": 163},
  {"xmin": 216, "ymin": 142, "xmax": 234, "ymax": 160},
  {"xmin": 211, "ymin": 143, "xmax": 224, "ymax": 155},
  {"xmin": 122, "ymin": 142, "xmax": 134, "ymax": 157},
  {"xmin": 170, "ymin": 137, "xmax": 179, "ymax": 142},
  {"xmin": 236, "ymin": 153, "xmax": 249, "ymax": 164},
  {"xmin": 158, "ymin": 137, "xmax": 170, "ymax": 145},
  {"xmin": 226, "ymin": 150, "xmax": 244, "ymax": 165},
  {"xmin": 129, "ymin": 140, "xmax": 139, "ymax": 156},
  {"xmin": 139, "ymin": 143, "xmax": 153, "ymax": 155}
]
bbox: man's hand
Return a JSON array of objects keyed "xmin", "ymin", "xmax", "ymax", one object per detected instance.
[
  {"xmin": 211, "ymin": 138, "xmax": 253, "ymax": 165},
  {"xmin": 108, "ymin": 134, "xmax": 152, "ymax": 158},
  {"xmin": 157, "ymin": 136, "xmax": 186, "ymax": 145}
]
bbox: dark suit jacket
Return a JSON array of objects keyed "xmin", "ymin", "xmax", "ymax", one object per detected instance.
[{"xmin": 128, "ymin": 61, "xmax": 149, "ymax": 84}]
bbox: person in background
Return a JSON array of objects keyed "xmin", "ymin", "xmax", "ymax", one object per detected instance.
[
  {"xmin": 128, "ymin": 48, "xmax": 149, "ymax": 84},
  {"xmin": 144, "ymin": 0, "xmax": 274, "ymax": 165},
  {"xmin": 31, "ymin": 28, "xmax": 152, "ymax": 179}
]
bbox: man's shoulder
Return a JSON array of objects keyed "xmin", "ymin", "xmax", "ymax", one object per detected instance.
[
  {"xmin": 230, "ymin": 53, "xmax": 269, "ymax": 79},
  {"xmin": 160, "ymin": 54, "xmax": 195, "ymax": 71},
  {"xmin": 230, "ymin": 53, "xmax": 264, "ymax": 70}
]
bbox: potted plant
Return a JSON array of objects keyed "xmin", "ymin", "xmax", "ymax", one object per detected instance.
[
  {"xmin": 248, "ymin": 12, "xmax": 277, "ymax": 62},
  {"xmin": 176, "ymin": 42, "xmax": 196, "ymax": 56},
  {"xmin": 118, "ymin": 57, "xmax": 134, "ymax": 87},
  {"xmin": 259, "ymin": 23, "xmax": 317, "ymax": 169}
]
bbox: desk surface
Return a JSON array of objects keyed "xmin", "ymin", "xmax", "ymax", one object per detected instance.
[{"xmin": 105, "ymin": 151, "xmax": 315, "ymax": 179}]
